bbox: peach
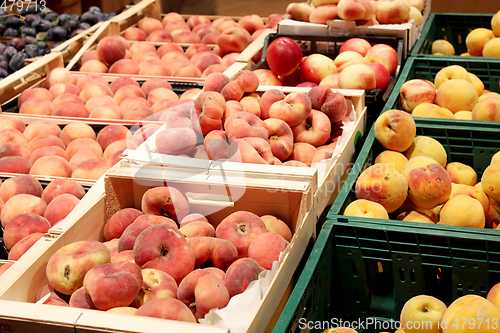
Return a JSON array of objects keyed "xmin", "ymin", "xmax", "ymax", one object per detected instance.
[
  {"xmin": 96, "ymin": 125, "xmax": 131, "ymax": 152},
  {"xmin": 141, "ymin": 185, "xmax": 189, "ymax": 224},
  {"xmin": 454, "ymin": 111, "xmax": 473, "ymax": 120},
  {"xmin": 260, "ymin": 215, "xmax": 292, "ymax": 242},
  {"xmin": 44, "ymin": 193, "xmax": 80, "ymax": 226},
  {"xmin": 109, "ymin": 77, "xmax": 140, "ymax": 95},
  {"xmin": 134, "ymin": 297, "xmax": 196, "ymax": 323},
  {"xmin": 65, "ymin": 138, "xmax": 103, "ymax": 159},
  {"xmin": 265, "ymin": 118, "xmax": 294, "ymax": 161},
  {"xmin": 224, "ymin": 257, "xmax": 263, "ymax": 297},
  {"xmin": 111, "ymin": 250, "xmax": 135, "ymax": 264},
  {"xmin": 300, "ymin": 54, "xmax": 337, "ymax": 84},
  {"xmin": 355, "ymin": 164, "xmax": 408, "ymax": 213},
  {"xmin": 292, "ymin": 110, "xmax": 331, "ymax": 147},
  {"xmin": 121, "ymin": 27, "xmax": 147, "ymax": 41},
  {"xmin": 309, "ymin": 4, "xmax": 339, "ymax": 24},
  {"xmin": 96, "ymin": 36, "xmax": 127, "ymax": 67},
  {"xmin": 401, "ymin": 155, "xmax": 440, "ymax": 179},
  {"xmin": 179, "ymin": 222, "xmax": 216, "ymax": 239},
  {"xmin": 79, "ymin": 59, "xmax": 108, "ymax": 73},
  {"xmin": 131, "ymin": 124, "xmax": 161, "ymax": 146},
  {"xmin": 481, "ymin": 163, "xmax": 500, "ymax": 203},
  {"xmin": 134, "ymin": 268, "xmax": 177, "ymax": 307},
  {"xmin": 407, "ymin": 163, "xmax": 452, "ymax": 209},
  {"xmin": 146, "ymin": 29, "xmax": 173, "ymax": 43},
  {"xmin": 23, "ymin": 120, "xmax": 61, "ymax": 141},
  {"xmin": 285, "ymin": 2, "xmax": 314, "ymax": 22},
  {"xmin": 0, "ymin": 174, "xmax": 42, "ymax": 203},
  {"xmin": 215, "ymin": 211, "xmax": 267, "ymax": 258},
  {"xmin": 436, "ymin": 79, "xmax": 478, "ymax": 113},
  {"xmin": 68, "ymin": 286, "xmax": 98, "ymax": 309},
  {"xmin": 412, "ymin": 106, "xmax": 454, "ymax": 119},
  {"xmin": 108, "ymin": 59, "xmax": 140, "ymax": 75},
  {"xmin": 45, "ymin": 67, "xmax": 76, "ymax": 88},
  {"xmin": 83, "ymin": 261, "xmax": 142, "ymax": 310},
  {"xmin": 0, "ymin": 117, "xmax": 26, "ymax": 133},
  {"xmin": 308, "ymin": 87, "xmax": 348, "ymax": 123},
  {"xmin": 228, "ymin": 137, "xmax": 275, "ymax": 165},
  {"xmin": 446, "ymin": 162, "xmax": 477, "ymax": 186},
  {"xmin": 19, "ymin": 98, "xmax": 54, "ymax": 115},
  {"xmin": 177, "ymin": 269, "xmax": 230, "ymax": 317},
  {"xmin": 432, "ymin": 39, "xmax": 455, "ymax": 55},
  {"xmin": 59, "ymin": 122, "xmax": 96, "ymax": 147},
  {"xmin": 453, "ymin": 184, "xmax": 489, "ymax": 216},
  {"xmin": 340, "ymin": 37, "xmax": 372, "ymax": 56},
  {"xmin": 472, "ymin": 96, "xmax": 500, "ymax": 121},
  {"xmin": 3, "ymin": 213, "xmax": 51, "ymax": 250},
  {"xmin": 268, "ymin": 91, "xmax": 312, "ymax": 128},
  {"xmin": 0, "ymin": 142, "xmax": 30, "ymax": 160},
  {"xmin": 41, "ymin": 178, "xmax": 86, "ymax": 204},
  {"xmin": 224, "ymin": 111, "xmax": 268, "ymax": 140},
  {"xmin": 338, "ymin": 63, "xmax": 376, "ymax": 90},
  {"xmin": 217, "ymin": 26, "xmax": 252, "ymax": 56},
  {"xmin": 374, "ymin": 110, "xmax": 416, "ymax": 152},
  {"xmin": 156, "ymin": 42, "xmax": 184, "ymax": 58},
  {"xmin": 365, "ymin": 43, "xmax": 399, "ymax": 75},
  {"xmin": 397, "ymin": 210, "xmax": 435, "ymax": 223},
  {"xmin": 45, "ymin": 240, "xmax": 111, "ymax": 295},
  {"xmin": 104, "ymin": 208, "xmax": 144, "ymax": 242},
  {"xmin": 337, "ymin": 0, "xmax": 375, "ymax": 21},
  {"xmin": 187, "ymin": 236, "xmax": 238, "ymax": 270},
  {"xmin": 399, "ymin": 79, "xmax": 437, "ymax": 113},
  {"xmin": 71, "ymin": 160, "xmax": 109, "ymax": 180},
  {"xmin": 434, "ymin": 65, "xmax": 470, "ymax": 89},
  {"xmin": 466, "ymin": 28, "xmax": 495, "ymax": 56},
  {"xmin": 80, "ymin": 50, "xmax": 98, "ymax": 65},
  {"xmin": 26, "ymin": 134, "xmax": 65, "ymax": 153},
  {"xmin": 0, "ymin": 156, "xmax": 31, "ymax": 174},
  {"xmin": 85, "ymin": 95, "xmax": 117, "ymax": 114},
  {"xmin": 7, "ymin": 232, "xmax": 44, "ymax": 260},
  {"xmin": 248, "ymin": 232, "xmax": 289, "ymax": 270},
  {"xmin": 286, "ymin": 142, "xmax": 317, "ymax": 166},
  {"xmin": 79, "ymin": 83, "xmax": 112, "ymax": 105},
  {"xmin": 238, "ymin": 14, "xmax": 264, "ymax": 34},
  {"xmin": 441, "ymin": 294, "xmax": 500, "ymax": 332},
  {"xmin": 468, "ymin": 73, "xmax": 485, "ymax": 96},
  {"xmin": 374, "ymin": 150, "xmax": 408, "ymax": 173},
  {"xmin": 374, "ymin": 0, "xmax": 410, "ymax": 24},
  {"xmin": 154, "ymin": 127, "xmax": 197, "ymax": 155},
  {"xmin": 147, "ymin": 87, "xmax": 178, "ymax": 106},
  {"xmin": 404, "ymin": 136, "xmax": 447, "ymax": 167},
  {"xmin": 334, "ymin": 51, "xmax": 364, "ymax": 69},
  {"xmin": 487, "ymin": 281, "xmax": 500, "ymax": 309},
  {"xmin": 344, "ymin": 199, "xmax": 390, "ymax": 219},
  {"xmin": 18, "ymin": 87, "xmax": 53, "ymax": 107},
  {"xmin": 30, "ymin": 155, "xmax": 73, "ymax": 178},
  {"xmin": 400, "ymin": 295, "xmax": 447, "ymax": 333},
  {"xmin": 133, "ymin": 224, "xmax": 195, "ymax": 284}
]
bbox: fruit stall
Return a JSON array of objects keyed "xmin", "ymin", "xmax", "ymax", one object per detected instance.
[{"xmin": 0, "ymin": 0, "xmax": 499, "ymax": 332}]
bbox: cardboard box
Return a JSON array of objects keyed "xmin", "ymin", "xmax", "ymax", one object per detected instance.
[{"xmin": 0, "ymin": 161, "xmax": 315, "ymax": 333}]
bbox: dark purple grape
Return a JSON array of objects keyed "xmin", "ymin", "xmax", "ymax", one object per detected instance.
[
  {"xmin": 3, "ymin": 28, "xmax": 18, "ymax": 37},
  {"xmin": 0, "ymin": 8, "xmax": 7, "ymax": 18},
  {"xmin": 0, "ymin": 24, "xmax": 5, "ymax": 35},
  {"xmin": 58, "ymin": 13, "xmax": 71, "ymax": 25},
  {"xmin": 24, "ymin": 44, "xmax": 38, "ymax": 58},
  {"xmin": 33, "ymin": 19, "xmax": 52, "ymax": 32},
  {"xmin": 36, "ymin": 40, "xmax": 47, "ymax": 49},
  {"xmin": 17, "ymin": 4, "xmax": 41, "ymax": 15},
  {"xmin": 22, "ymin": 28, "xmax": 37, "ymax": 38},
  {"xmin": 63, "ymin": 18, "xmax": 79, "ymax": 32},
  {"xmin": 0, "ymin": 44, "xmax": 5, "ymax": 54},
  {"xmin": 0, "ymin": 59, "xmax": 8, "ymax": 70},
  {"xmin": 38, "ymin": 10, "xmax": 46, "ymax": 18},
  {"xmin": 71, "ymin": 14, "xmax": 79, "ymax": 20},
  {"xmin": 8, "ymin": 52, "xmax": 26, "ymax": 72},
  {"xmin": 7, "ymin": 37, "xmax": 25, "ymax": 51},
  {"xmin": 0, "ymin": 67, "xmax": 8, "ymax": 78},
  {"xmin": 46, "ymin": 26, "xmax": 67, "ymax": 41},
  {"xmin": 79, "ymin": 22, "xmax": 91, "ymax": 30},
  {"xmin": 1, "ymin": 46, "xmax": 17, "ymax": 59},
  {"xmin": 25, "ymin": 14, "xmax": 40, "ymax": 27},
  {"xmin": 89, "ymin": 6, "xmax": 101, "ymax": 13},
  {"xmin": 80, "ymin": 12, "xmax": 99, "ymax": 25},
  {"xmin": 45, "ymin": 12, "xmax": 58, "ymax": 22},
  {"xmin": 5, "ymin": 17, "xmax": 22, "ymax": 29}
]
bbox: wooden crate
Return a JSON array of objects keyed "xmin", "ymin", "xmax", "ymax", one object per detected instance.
[
  {"xmin": 0, "ymin": 160, "xmax": 314, "ymax": 333},
  {"xmin": 125, "ymin": 86, "xmax": 367, "ymax": 225}
]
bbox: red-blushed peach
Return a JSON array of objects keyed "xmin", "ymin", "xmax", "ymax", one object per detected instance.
[
  {"xmin": 436, "ymin": 79, "xmax": 478, "ymax": 113},
  {"xmin": 75, "ymin": 74, "xmax": 107, "ymax": 91},
  {"xmin": 203, "ymin": 130, "xmax": 228, "ymax": 161},
  {"xmin": 68, "ymin": 286, "xmax": 98, "ymax": 309},
  {"xmin": 117, "ymin": 214, "xmax": 178, "ymax": 252},
  {"xmin": 195, "ymin": 91, "xmax": 226, "ymax": 135},
  {"xmin": 215, "ymin": 211, "xmax": 267, "ymax": 258},
  {"xmin": 114, "ymin": 85, "xmax": 146, "ymax": 106},
  {"xmin": 69, "ymin": 151, "xmax": 104, "ymax": 169},
  {"xmin": 45, "ymin": 67, "xmax": 76, "ymax": 88},
  {"xmin": 122, "ymin": 106, "xmax": 155, "ymax": 122},
  {"xmin": 177, "ymin": 269, "xmax": 230, "ymax": 317},
  {"xmin": 133, "ymin": 268, "xmax": 177, "ymax": 307},
  {"xmin": 355, "ymin": 163, "xmax": 408, "ymax": 213},
  {"xmin": 96, "ymin": 125, "xmax": 131, "ymax": 152},
  {"xmin": 44, "ymin": 194, "xmax": 80, "ymax": 226},
  {"xmin": 344, "ymin": 199, "xmax": 390, "ymax": 219},
  {"xmin": 83, "ymin": 261, "xmax": 142, "ymax": 311},
  {"xmin": 260, "ymin": 89, "xmax": 286, "ymax": 120},
  {"xmin": 79, "ymin": 82, "xmax": 113, "ymax": 104},
  {"xmin": 292, "ymin": 110, "xmax": 331, "ymax": 147},
  {"xmin": 0, "ymin": 174, "xmax": 42, "ymax": 203},
  {"xmin": 26, "ymin": 134, "xmax": 65, "ymax": 153},
  {"xmin": 29, "ymin": 146, "xmax": 70, "ymax": 165},
  {"xmin": 109, "ymin": 77, "xmax": 140, "ymax": 95},
  {"xmin": 45, "ymin": 240, "xmax": 111, "ymax": 295},
  {"xmin": 260, "ymin": 214, "xmax": 292, "ymax": 242},
  {"xmin": 339, "ymin": 37, "xmax": 372, "ymax": 56},
  {"xmin": 252, "ymin": 68, "xmax": 281, "ymax": 86},
  {"xmin": 286, "ymin": 142, "xmax": 317, "ymax": 167},
  {"xmin": 311, "ymin": 142, "xmax": 338, "ymax": 164},
  {"xmin": 36, "ymin": 284, "xmax": 69, "ymax": 304},
  {"xmin": 135, "ymin": 297, "xmax": 197, "ymax": 322},
  {"xmin": 121, "ymin": 26, "xmax": 147, "ymax": 41},
  {"xmin": 147, "ymin": 87, "xmax": 178, "ymax": 106},
  {"xmin": 18, "ymin": 95, "xmax": 54, "ymax": 114},
  {"xmin": 374, "ymin": 110, "xmax": 416, "ymax": 152},
  {"xmin": 29, "ymin": 155, "xmax": 72, "ymax": 178},
  {"xmin": 131, "ymin": 124, "xmax": 161, "ymax": 146},
  {"xmin": 108, "ymin": 59, "xmax": 140, "ymax": 75},
  {"xmin": 221, "ymin": 70, "xmax": 260, "ymax": 101},
  {"xmin": 239, "ymin": 93, "xmax": 261, "ymax": 117},
  {"xmin": 203, "ymin": 72, "xmax": 231, "ymax": 93},
  {"xmin": 224, "ymin": 257, "xmax": 264, "ymax": 297},
  {"xmin": 54, "ymin": 102, "xmax": 92, "ymax": 118},
  {"xmin": 41, "ymin": 178, "xmax": 85, "ymax": 204},
  {"xmin": 338, "ymin": 63, "xmax": 376, "ymax": 91},
  {"xmin": 247, "ymin": 232, "xmax": 289, "ymax": 270},
  {"xmin": 155, "ymin": 127, "xmax": 198, "ymax": 155},
  {"xmin": 58, "ymin": 123, "xmax": 96, "ymax": 147},
  {"xmin": 441, "ymin": 294, "xmax": 500, "ymax": 332},
  {"xmin": 407, "ymin": 163, "xmax": 452, "ymax": 210},
  {"xmin": 103, "ymin": 238, "xmax": 119, "ymax": 256},
  {"xmin": 80, "ymin": 50, "xmax": 98, "ymax": 65},
  {"xmin": 397, "ymin": 210, "xmax": 435, "ymax": 224},
  {"xmin": 23, "ymin": 120, "xmax": 61, "ymax": 141},
  {"xmin": 133, "ymin": 224, "xmax": 195, "ymax": 284},
  {"xmin": 404, "ymin": 136, "xmax": 447, "ymax": 168},
  {"xmin": 146, "ymin": 29, "xmax": 173, "ymax": 43},
  {"xmin": 180, "ymin": 213, "xmax": 209, "ymax": 227},
  {"xmin": 0, "ymin": 129, "xmax": 29, "ymax": 147},
  {"xmin": 187, "ymin": 236, "xmax": 238, "ymax": 270},
  {"xmin": 104, "ymin": 208, "xmax": 144, "ymax": 241},
  {"xmin": 487, "ymin": 281, "xmax": 500, "ymax": 309},
  {"xmin": 446, "ymin": 162, "xmax": 477, "ymax": 186},
  {"xmin": 0, "ymin": 117, "xmax": 26, "ymax": 133},
  {"xmin": 300, "ymin": 53, "xmax": 337, "ymax": 84},
  {"xmin": 0, "ymin": 142, "xmax": 30, "ymax": 160},
  {"xmin": 3, "ymin": 213, "xmax": 51, "ymax": 250},
  {"xmin": 18, "ymin": 87, "xmax": 53, "ymax": 107},
  {"xmin": 217, "ymin": 26, "xmax": 252, "ymax": 56},
  {"xmin": 0, "ymin": 156, "xmax": 32, "ymax": 174},
  {"xmin": 79, "ymin": 59, "xmax": 109, "ymax": 73},
  {"xmin": 269, "ymin": 91, "xmax": 313, "ymax": 128},
  {"xmin": 367, "ymin": 62, "xmax": 391, "ymax": 90},
  {"xmin": 179, "ymin": 221, "xmax": 216, "ymax": 239},
  {"xmin": 399, "ymin": 79, "xmax": 437, "ymax": 113},
  {"xmin": 71, "ymin": 159, "xmax": 109, "ymax": 180},
  {"xmin": 1, "ymin": 193, "xmax": 47, "ymax": 227},
  {"xmin": 111, "ymin": 250, "xmax": 135, "ymax": 263},
  {"xmin": 307, "ymin": 86, "xmax": 348, "ymax": 124},
  {"xmin": 224, "ymin": 111, "xmax": 268, "ymax": 140},
  {"xmin": 0, "ymin": 263, "xmax": 13, "ymax": 276},
  {"xmin": 7, "ymin": 232, "xmax": 44, "ymax": 260},
  {"xmin": 264, "ymin": 118, "xmax": 294, "ymax": 162},
  {"xmin": 96, "ymin": 36, "xmax": 127, "ymax": 67},
  {"xmin": 85, "ymin": 96, "xmax": 117, "ymax": 115},
  {"xmin": 228, "ymin": 137, "xmax": 274, "ymax": 165},
  {"xmin": 141, "ymin": 185, "xmax": 190, "ymax": 223}
]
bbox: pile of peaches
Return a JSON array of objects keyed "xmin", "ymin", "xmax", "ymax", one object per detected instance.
[
  {"xmin": 0, "ymin": 115, "xmax": 151, "ymax": 180},
  {"xmin": 285, "ymin": 0, "xmax": 425, "ymax": 26},
  {"xmin": 399, "ymin": 64, "xmax": 500, "ymax": 122},
  {"xmin": 258, "ymin": 35, "xmax": 398, "ymax": 93},
  {"xmin": 0, "ymin": 175, "xmax": 86, "ymax": 264},
  {"xmin": 34, "ymin": 184, "xmax": 292, "ymax": 324},
  {"xmin": 151, "ymin": 70, "xmax": 352, "ymax": 166},
  {"xmin": 78, "ymin": 12, "xmax": 282, "ymax": 78},
  {"xmin": 344, "ymin": 109, "xmax": 500, "ymax": 230},
  {"xmin": 431, "ymin": 9, "xmax": 500, "ymax": 57}
]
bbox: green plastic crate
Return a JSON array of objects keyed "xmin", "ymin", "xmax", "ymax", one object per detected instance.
[
  {"xmin": 272, "ymin": 120, "xmax": 500, "ymax": 333},
  {"xmin": 411, "ymin": 13, "xmax": 494, "ymax": 57},
  {"xmin": 383, "ymin": 55, "xmax": 500, "ymax": 128}
]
